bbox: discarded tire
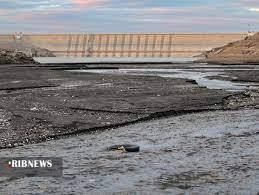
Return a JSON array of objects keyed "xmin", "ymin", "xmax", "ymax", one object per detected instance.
[{"xmin": 107, "ymin": 144, "xmax": 140, "ymax": 152}]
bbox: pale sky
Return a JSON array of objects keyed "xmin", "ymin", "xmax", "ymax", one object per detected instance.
[{"xmin": 0, "ymin": 0, "xmax": 259, "ymax": 33}]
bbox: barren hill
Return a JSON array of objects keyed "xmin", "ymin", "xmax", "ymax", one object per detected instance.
[{"xmin": 205, "ymin": 32, "xmax": 259, "ymax": 64}]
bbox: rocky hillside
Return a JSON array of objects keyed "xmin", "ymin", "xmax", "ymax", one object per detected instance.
[
  {"xmin": 204, "ymin": 32, "xmax": 259, "ymax": 64},
  {"xmin": 0, "ymin": 41, "xmax": 55, "ymax": 57},
  {"xmin": 0, "ymin": 49, "xmax": 38, "ymax": 65}
]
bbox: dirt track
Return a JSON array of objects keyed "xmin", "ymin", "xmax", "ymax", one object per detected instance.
[{"xmin": 0, "ymin": 64, "xmax": 258, "ymax": 149}]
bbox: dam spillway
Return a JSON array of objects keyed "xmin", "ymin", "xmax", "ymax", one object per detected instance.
[{"xmin": 0, "ymin": 33, "xmax": 248, "ymax": 57}]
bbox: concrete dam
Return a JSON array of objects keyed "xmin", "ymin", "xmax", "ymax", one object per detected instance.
[{"xmin": 0, "ymin": 33, "xmax": 248, "ymax": 57}]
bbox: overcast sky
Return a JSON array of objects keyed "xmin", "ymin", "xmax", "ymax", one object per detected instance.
[{"xmin": 0, "ymin": 0, "xmax": 259, "ymax": 33}]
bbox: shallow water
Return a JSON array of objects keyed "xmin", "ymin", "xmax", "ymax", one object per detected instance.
[
  {"xmin": 0, "ymin": 109, "xmax": 258, "ymax": 194},
  {"xmin": 34, "ymin": 57, "xmax": 198, "ymax": 64},
  {"xmin": 69, "ymin": 67, "xmax": 258, "ymax": 91}
]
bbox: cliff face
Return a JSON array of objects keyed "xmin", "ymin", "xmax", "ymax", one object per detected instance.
[
  {"xmin": 205, "ymin": 33, "xmax": 259, "ymax": 64},
  {"xmin": 0, "ymin": 49, "xmax": 38, "ymax": 65}
]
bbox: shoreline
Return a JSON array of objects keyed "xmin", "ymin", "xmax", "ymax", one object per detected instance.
[
  {"xmin": 0, "ymin": 109, "xmax": 229, "ymax": 150},
  {"xmin": 197, "ymin": 58, "xmax": 259, "ymax": 65}
]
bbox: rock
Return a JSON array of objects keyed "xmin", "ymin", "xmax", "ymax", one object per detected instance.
[
  {"xmin": 222, "ymin": 89, "xmax": 259, "ymax": 109},
  {"xmin": 31, "ymin": 48, "xmax": 55, "ymax": 57},
  {"xmin": 0, "ymin": 49, "xmax": 38, "ymax": 65},
  {"xmin": 0, "ymin": 41, "xmax": 55, "ymax": 57}
]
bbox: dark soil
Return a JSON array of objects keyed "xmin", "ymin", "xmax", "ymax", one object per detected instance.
[
  {"xmin": 206, "ymin": 70, "xmax": 259, "ymax": 83},
  {"xmin": 0, "ymin": 64, "xmax": 258, "ymax": 149}
]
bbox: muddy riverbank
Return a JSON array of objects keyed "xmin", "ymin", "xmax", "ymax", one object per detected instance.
[
  {"xmin": 0, "ymin": 63, "xmax": 258, "ymax": 149},
  {"xmin": 0, "ymin": 109, "xmax": 258, "ymax": 194}
]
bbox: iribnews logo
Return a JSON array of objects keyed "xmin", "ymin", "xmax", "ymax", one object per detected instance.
[
  {"xmin": 8, "ymin": 159, "xmax": 53, "ymax": 168},
  {"xmin": 0, "ymin": 157, "xmax": 62, "ymax": 177}
]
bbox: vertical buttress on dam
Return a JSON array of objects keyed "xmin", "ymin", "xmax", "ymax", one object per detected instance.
[{"xmin": 0, "ymin": 33, "xmax": 248, "ymax": 57}]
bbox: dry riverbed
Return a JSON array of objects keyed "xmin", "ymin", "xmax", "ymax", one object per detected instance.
[{"xmin": 0, "ymin": 63, "xmax": 258, "ymax": 149}]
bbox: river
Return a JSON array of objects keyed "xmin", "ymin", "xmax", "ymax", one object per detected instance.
[
  {"xmin": 0, "ymin": 109, "xmax": 258, "ymax": 194},
  {"xmin": 0, "ymin": 64, "xmax": 258, "ymax": 194},
  {"xmin": 68, "ymin": 64, "xmax": 259, "ymax": 91}
]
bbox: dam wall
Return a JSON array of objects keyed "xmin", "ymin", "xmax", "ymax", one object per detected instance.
[{"xmin": 0, "ymin": 33, "xmax": 248, "ymax": 57}]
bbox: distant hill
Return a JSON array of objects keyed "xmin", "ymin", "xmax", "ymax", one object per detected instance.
[{"xmin": 204, "ymin": 32, "xmax": 259, "ymax": 64}]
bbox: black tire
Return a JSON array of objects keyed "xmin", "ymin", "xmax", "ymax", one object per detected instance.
[{"xmin": 107, "ymin": 144, "xmax": 140, "ymax": 152}]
